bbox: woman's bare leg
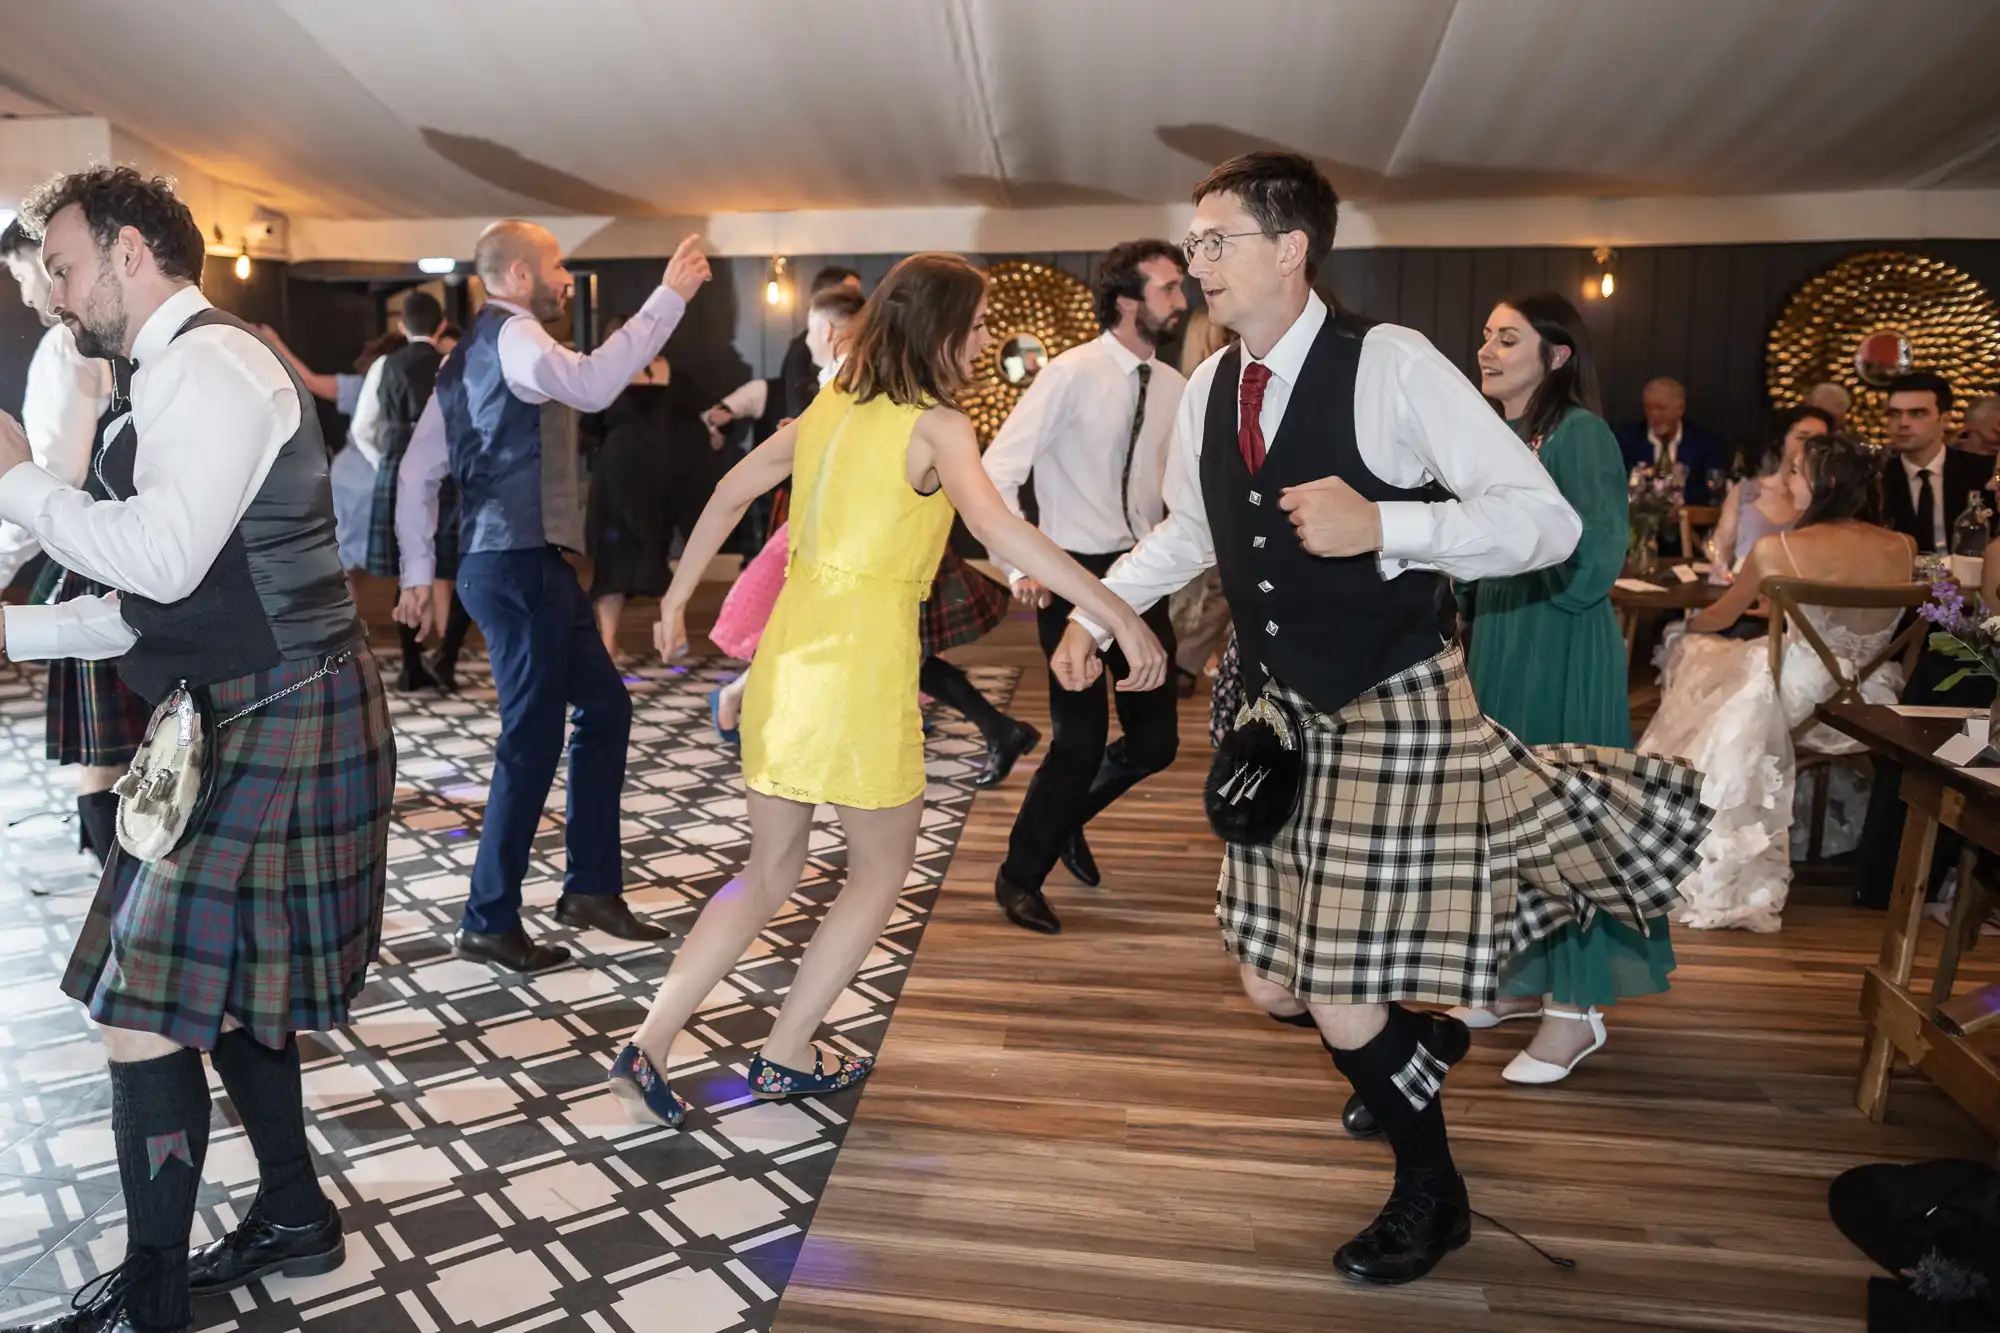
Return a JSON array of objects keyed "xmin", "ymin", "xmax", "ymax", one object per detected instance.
[
  {"xmin": 594, "ymin": 593, "xmax": 626, "ymax": 660},
  {"xmin": 630, "ymin": 791, "xmax": 814, "ymax": 1064},
  {"xmin": 760, "ymin": 796, "xmax": 923, "ymax": 1070}
]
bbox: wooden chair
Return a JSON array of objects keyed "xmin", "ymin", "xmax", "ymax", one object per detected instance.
[
  {"xmin": 1764, "ymin": 577, "xmax": 1931, "ymax": 860},
  {"xmin": 1680, "ymin": 504, "xmax": 1722, "ymax": 562}
]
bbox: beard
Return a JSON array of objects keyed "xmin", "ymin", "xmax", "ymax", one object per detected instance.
[
  {"xmin": 65, "ymin": 258, "xmax": 127, "ymax": 359},
  {"xmin": 1136, "ymin": 304, "xmax": 1186, "ymax": 348},
  {"xmin": 526, "ymin": 273, "xmax": 567, "ymax": 324}
]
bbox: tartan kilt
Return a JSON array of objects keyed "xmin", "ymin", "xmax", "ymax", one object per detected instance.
[
  {"xmin": 60, "ymin": 647, "xmax": 396, "ymax": 1050},
  {"xmin": 363, "ymin": 448, "xmax": 402, "ymax": 579},
  {"xmin": 43, "ymin": 571, "xmax": 152, "ymax": 767},
  {"xmin": 916, "ymin": 549, "xmax": 1008, "ymax": 657},
  {"xmin": 1218, "ymin": 644, "xmax": 1709, "ymax": 1008}
]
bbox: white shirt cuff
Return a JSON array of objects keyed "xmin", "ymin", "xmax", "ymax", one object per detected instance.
[
  {"xmin": 0, "ymin": 462, "xmax": 65, "ymax": 533},
  {"xmin": 1375, "ymin": 500, "xmax": 1429, "ymax": 572},
  {"xmin": 1068, "ymin": 609, "xmax": 1114, "ymax": 651}
]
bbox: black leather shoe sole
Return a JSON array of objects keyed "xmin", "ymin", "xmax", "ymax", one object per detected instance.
[
  {"xmin": 974, "ymin": 723, "xmax": 1041, "ymax": 789},
  {"xmin": 453, "ymin": 932, "xmax": 572, "ymax": 974},
  {"xmin": 192, "ymin": 1235, "xmax": 346, "ymax": 1297},
  {"xmin": 995, "ymin": 880, "xmax": 1061, "ymax": 934}
]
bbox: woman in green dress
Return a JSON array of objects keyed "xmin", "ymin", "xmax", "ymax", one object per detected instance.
[{"xmin": 1458, "ymin": 291, "xmax": 1674, "ymax": 1084}]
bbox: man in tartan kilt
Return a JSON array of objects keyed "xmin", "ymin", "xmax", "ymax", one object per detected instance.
[
  {"xmin": 914, "ymin": 544, "xmax": 1041, "ymax": 788},
  {"xmin": 0, "ymin": 219, "xmax": 137, "ymax": 863},
  {"xmin": 0, "ymin": 168, "xmax": 394, "ymax": 1333},
  {"xmin": 1054, "ymin": 153, "xmax": 1709, "ymax": 1285}
]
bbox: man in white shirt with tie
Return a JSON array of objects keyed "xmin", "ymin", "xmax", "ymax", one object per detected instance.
[
  {"xmin": 982, "ymin": 240, "xmax": 1188, "ymax": 934},
  {"xmin": 1051, "ymin": 152, "xmax": 1706, "ymax": 1285}
]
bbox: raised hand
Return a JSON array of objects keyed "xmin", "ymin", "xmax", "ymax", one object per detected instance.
[
  {"xmin": 664, "ymin": 235, "xmax": 712, "ymax": 302},
  {"xmin": 0, "ymin": 412, "xmax": 32, "ymax": 478}
]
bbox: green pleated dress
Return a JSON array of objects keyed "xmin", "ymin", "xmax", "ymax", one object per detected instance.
[{"xmin": 1463, "ymin": 407, "xmax": 1676, "ymax": 1008}]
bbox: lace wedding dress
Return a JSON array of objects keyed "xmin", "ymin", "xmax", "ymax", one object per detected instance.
[{"xmin": 1640, "ymin": 605, "xmax": 1902, "ymax": 932}]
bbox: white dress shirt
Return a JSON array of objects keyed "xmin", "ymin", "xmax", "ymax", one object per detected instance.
[
  {"xmin": 395, "ymin": 284, "xmax": 688, "ymax": 587},
  {"xmin": 347, "ymin": 353, "xmax": 390, "ymax": 467},
  {"xmin": 983, "ymin": 332, "xmax": 1185, "ymax": 582},
  {"xmin": 1079, "ymin": 291, "xmax": 1580, "ymax": 637},
  {"xmin": 1899, "ymin": 450, "xmax": 1950, "ymax": 552},
  {"xmin": 0, "ymin": 284, "xmax": 301, "ymax": 661},
  {"xmin": 0, "ymin": 323, "xmax": 113, "ymax": 586}
]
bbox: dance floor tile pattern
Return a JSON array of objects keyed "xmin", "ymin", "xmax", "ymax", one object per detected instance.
[{"xmin": 0, "ymin": 653, "xmax": 1018, "ymax": 1332}]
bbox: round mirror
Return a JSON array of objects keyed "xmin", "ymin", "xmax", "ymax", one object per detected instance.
[
  {"xmin": 998, "ymin": 333, "xmax": 1049, "ymax": 387},
  {"xmin": 1854, "ymin": 327, "xmax": 1913, "ymax": 387}
]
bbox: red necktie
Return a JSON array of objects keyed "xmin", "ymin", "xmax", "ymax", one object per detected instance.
[{"xmin": 1239, "ymin": 361, "xmax": 1271, "ymax": 473}]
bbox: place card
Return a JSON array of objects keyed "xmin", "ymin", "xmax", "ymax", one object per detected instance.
[
  {"xmin": 1613, "ymin": 578, "xmax": 1659, "ymax": 593},
  {"xmin": 1671, "ymin": 565, "xmax": 1699, "ymax": 583},
  {"xmin": 1892, "ymin": 705, "xmax": 1987, "ymax": 719},
  {"xmin": 1935, "ymin": 731, "xmax": 1986, "ymax": 766}
]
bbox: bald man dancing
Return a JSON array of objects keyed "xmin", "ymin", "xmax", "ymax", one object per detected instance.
[{"xmin": 396, "ymin": 222, "xmax": 711, "ymax": 972}]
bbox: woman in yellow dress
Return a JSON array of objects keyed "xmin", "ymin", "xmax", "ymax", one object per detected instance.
[{"xmin": 611, "ymin": 253, "xmax": 1166, "ymax": 1124}]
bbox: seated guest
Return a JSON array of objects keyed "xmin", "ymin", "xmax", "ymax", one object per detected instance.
[
  {"xmin": 1878, "ymin": 371, "xmax": 1982, "ymax": 553},
  {"xmin": 1615, "ymin": 376, "xmax": 1727, "ymax": 504},
  {"xmin": 1641, "ymin": 435, "xmax": 1914, "ymax": 932},
  {"xmin": 1959, "ymin": 394, "xmax": 2000, "ymax": 456},
  {"xmin": 1803, "ymin": 381, "xmax": 1853, "ymax": 429},
  {"xmin": 1708, "ymin": 405, "xmax": 1834, "ymax": 577}
]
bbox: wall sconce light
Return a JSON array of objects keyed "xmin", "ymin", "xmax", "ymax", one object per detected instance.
[
  {"xmin": 765, "ymin": 255, "xmax": 790, "ymax": 307},
  {"xmin": 1584, "ymin": 246, "xmax": 1617, "ymax": 300},
  {"xmin": 234, "ymin": 250, "xmax": 252, "ymax": 281},
  {"xmin": 417, "ymin": 257, "xmax": 456, "ymax": 276}
]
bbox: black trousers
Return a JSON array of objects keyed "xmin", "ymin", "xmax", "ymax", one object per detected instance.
[
  {"xmin": 1000, "ymin": 551, "xmax": 1179, "ymax": 892},
  {"xmin": 1855, "ymin": 649, "xmax": 1995, "ymax": 908}
]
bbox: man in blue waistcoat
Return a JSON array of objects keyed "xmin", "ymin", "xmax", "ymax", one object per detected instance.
[{"xmin": 395, "ymin": 221, "xmax": 710, "ymax": 973}]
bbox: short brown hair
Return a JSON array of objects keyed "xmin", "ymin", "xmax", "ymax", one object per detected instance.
[
  {"xmin": 809, "ymin": 285, "xmax": 866, "ymax": 323},
  {"xmin": 22, "ymin": 165, "xmax": 205, "ymax": 283},
  {"xmin": 1192, "ymin": 151, "xmax": 1339, "ymax": 282},
  {"xmin": 835, "ymin": 253, "xmax": 986, "ymax": 408}
]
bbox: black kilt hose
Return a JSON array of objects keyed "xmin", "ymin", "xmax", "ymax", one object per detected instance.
[
  {"xmin": 1220, "ymin": 645, "xmax": 1708, "ymax": 1008},
  {"xmin": 43, "ymin": 569, "xmax": 152, "ymax": 766},
  {"xmin": 917, "ymin": 548, "xmax": 1008, "ymax": 657},
  {"xmin": 60, "ymin": 648, "xmax": 396, "ymax": 1051}
]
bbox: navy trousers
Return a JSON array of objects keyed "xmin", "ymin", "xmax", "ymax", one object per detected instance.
[{"xmin": 455, "ymin": 547, "xmax": 630, "ymax": 934}]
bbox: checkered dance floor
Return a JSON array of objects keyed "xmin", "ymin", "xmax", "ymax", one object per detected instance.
[{"xmin": 0, "ymin": 652, "xmax": 1017, "ymax": 1332}]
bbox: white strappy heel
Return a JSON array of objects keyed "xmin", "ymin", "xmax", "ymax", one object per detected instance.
[
  {"xmin": 1501, "ymin": 1008, "xmax": 1606, "ymax": 1085},
  {"xmin": 1446, "ymin": 1002, "xmax": 1544, "ymax": 1030}
]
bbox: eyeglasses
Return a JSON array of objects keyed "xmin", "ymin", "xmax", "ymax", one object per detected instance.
[{"xmin": 1180, "ymin": 231, "xmax": 1267, "ymax": 264}]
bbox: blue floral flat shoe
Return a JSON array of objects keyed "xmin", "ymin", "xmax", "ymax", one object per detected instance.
[
  {"xmin": 708, "ymin": 688, "xmax": 740, "ymax": 746},
  {"xmin": 609, "ymin": 1043, "xmax": 690, "ymax": 1127},
  {"xmin": 748, "ymin": 1047, "xmax": 875, "ymax": 1101}
]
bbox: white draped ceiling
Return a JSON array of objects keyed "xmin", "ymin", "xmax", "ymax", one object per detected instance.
[{"xmin": 0, "ymin": 0, "xmax": 1996, "ymax": 257}]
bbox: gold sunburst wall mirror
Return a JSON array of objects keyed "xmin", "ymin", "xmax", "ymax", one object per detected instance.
[
  {"xmin": 1767, "ymin": 250, "xmax": 2000, "ymax": 441},
  {"xmin": 963, "ymin": 260, "xmax": 1098, "ymax": 444}
]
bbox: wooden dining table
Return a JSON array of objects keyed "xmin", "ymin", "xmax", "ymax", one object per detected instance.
[
  {"xmin": 1817, "ymin": 700, "xmax": 2000, "ymax": 1137},
  {"xmin": 1610, "ymin": 557, "xmax": 1728, "ymax": 660}
]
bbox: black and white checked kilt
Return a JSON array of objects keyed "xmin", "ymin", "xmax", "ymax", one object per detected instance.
[
  {"xmin": 41, "ymin": 570, "xmax": 153, "ymax": 767},
  {"xmin": 60, "ymin": 648, "xmax": 396, "ymax": 1051},
  {"xmin": 916, "ymin": 549, "xmax": 1008, "ymax": 658},
  {"xmin": 1219, "ymin": 645, "xmax": 1708, "ymax": 1008}
]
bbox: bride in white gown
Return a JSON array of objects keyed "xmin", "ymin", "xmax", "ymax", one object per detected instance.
[{"xmin": 1641, "ymin": 435, "xmax": 1917, "ymax": 932}]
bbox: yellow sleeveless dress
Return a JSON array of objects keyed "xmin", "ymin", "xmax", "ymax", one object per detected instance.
[{"xmin": 740, "ymin": 387, "xmax": 956, "ymax": 809}]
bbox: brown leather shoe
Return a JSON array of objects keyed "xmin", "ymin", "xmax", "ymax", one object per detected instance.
[{"xmin": 554, "ymin": 893, "xmax": 673, "ymax": 942}]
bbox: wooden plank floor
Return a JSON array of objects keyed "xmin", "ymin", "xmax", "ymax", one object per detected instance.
[{"xmin": 770, "ymin": 612, "xmax": 2000, "ymax": 1333}]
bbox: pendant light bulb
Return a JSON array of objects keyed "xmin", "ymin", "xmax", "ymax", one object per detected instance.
[
  {"xmin": 1599, "ymin": 271, "xmax": 1614, "ymax": 298},
  {"xmin": 234, "ymin": 252, "xmax": 252, "ymax": 281}
]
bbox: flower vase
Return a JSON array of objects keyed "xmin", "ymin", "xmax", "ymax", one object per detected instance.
[{"xmin": 1626, "ymin": 526, "xmax": 1659, "ymax": 577}]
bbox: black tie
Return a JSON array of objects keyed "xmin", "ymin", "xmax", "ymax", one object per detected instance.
[
  {"xmin": 1118, "ymin": 362, "xmax": 1152, "ymax": 543},
  {"xmin": 1916, "ymin": 467, "xmax": 1937, "ymax": 552}
]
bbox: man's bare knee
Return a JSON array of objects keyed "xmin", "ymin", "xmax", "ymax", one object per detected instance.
[
  {"xmin": 100, "ymin": 1025, "xmax": 189, "ymax": 1064},
  {"xmin": 1237, "ymin": 966, "xmax": 1297, "ymax": 1011},
  {"xmin": 1307, "ymin": 1001, "xmax": 1388, "ymax": 1051}
]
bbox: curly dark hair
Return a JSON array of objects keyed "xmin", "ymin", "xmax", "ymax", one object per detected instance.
[
  {"xmin": 0, "ymin": 219, "xmax": 34, "ymax": 262},
  {"xmin": 1093, "ymin": 239, "xmax": 1184, "ymax": 332},
  {"xmin": 21, "ymin": 166, "xmax": 204, "ymax": 283}
]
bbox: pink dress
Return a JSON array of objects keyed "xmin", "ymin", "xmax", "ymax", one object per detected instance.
[{"xmin": 709, "ymin": 522, "xmax": 789, "ymax": 660}]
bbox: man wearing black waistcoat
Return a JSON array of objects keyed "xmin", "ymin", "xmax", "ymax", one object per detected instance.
[
  {"xmin": 1052, "ymin": 153, "xmax": 1708, "ymax": 1284},
  {"xmin": 982, "ymin": 240, "xmax": 1189, "ymax": 932},
  {"xmin": 0, "ymin": 167, "xmax": 395, "ymax": 1333}
]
